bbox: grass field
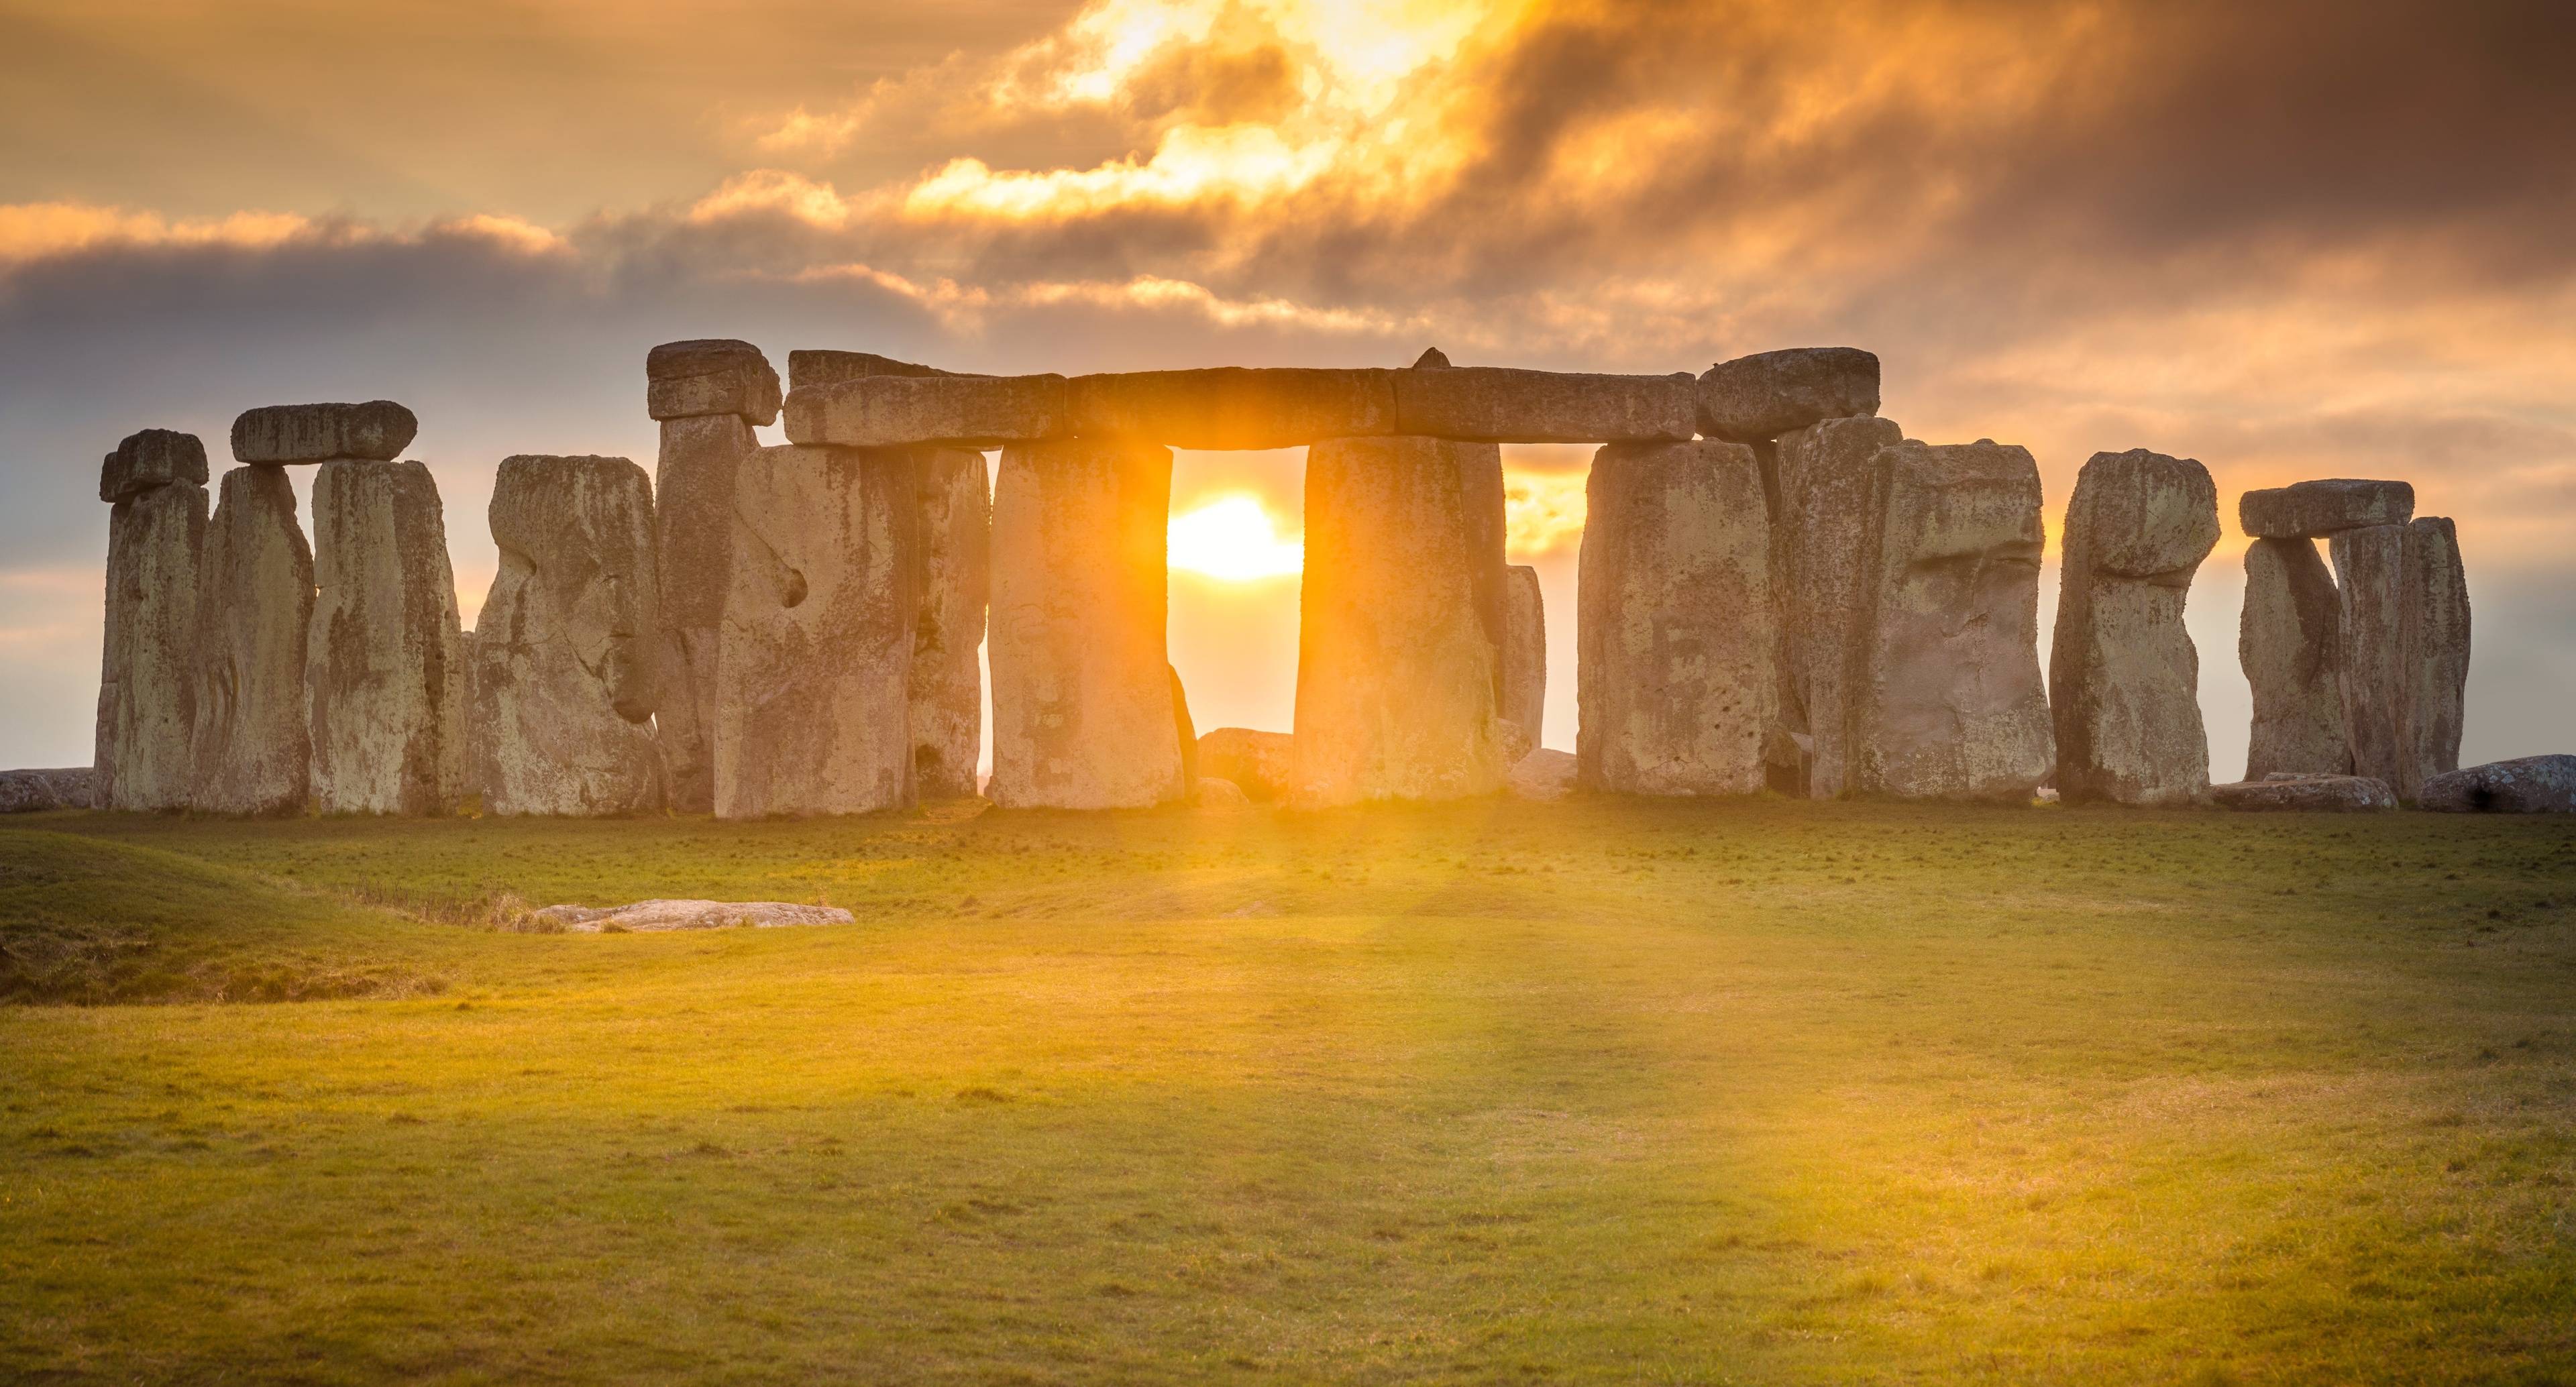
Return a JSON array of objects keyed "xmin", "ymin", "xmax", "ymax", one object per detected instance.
[{"xmin": 3, "ymin": 798, "xmax": 2573, "ymax": 1384}]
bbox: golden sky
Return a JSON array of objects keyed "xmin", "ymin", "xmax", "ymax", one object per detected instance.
[{"xmin": 1, "ymin": 0, "xmax": 2572, "ymax": 766}]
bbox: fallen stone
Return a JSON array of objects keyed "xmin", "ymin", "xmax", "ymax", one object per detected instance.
[
  {"xmin": 653, "ymin": 413, "xmax": 759, "ymax": 812},
  {"xmin": 189, "ymin": 465, "xmax": 313, "ymax": 815},
  {"xmin": 1391, "ymin": 367, "xmax": 1697, "ymax": 444},
  {"xmin": 100, "ymin": 429, "xmax": 209, "ymax": 503},
  {"xmin": 1293, "ymin": 435, "xmax": 1509, "ymax": 807},
  {"xmin": 305, "ymin": 459, "xmax": 468, "ymax": 815},
  {"xmin": 911, "ymin": 447, "xmax": 990, "ymax": 799},
  {"xmin": 471, "ymin": 455, "xmax": 664, "ymax": 816},
  {"xmin": 1772, "ymin": 414, "xmax": 1905, "ymax": 797},
  {"xmin": 1197, "ymin": 728, "xmax": 1295, "ymax": 801},
  {"xmin": 2209, "ymin": 774, "xmax": 2396, "ymax": 812},
  {"xmin": 787, "ymin": 349, "xmax": 959, "ymax": 393},
  {"xmin": 2239, "ymin": 479, "xmax": 2413, "ymax": 539},
  {"xmin": 2333, "ymin": 518, "xmax": 2469, "ymax": 801},
  {"xmin": 0, "ymin": 767, "xmax": 95, "ymax": 813},
  {"xmin": 1506, "ymin": 747, "xmax": 1578, "ymax": 801},
  {"xmin": 1067, "ymin": 368, "xmax": 1397, "ymax": 449},
  {"xmin": 1501, "ymin": 563, "xmax": 1546, "ymax": 756},
  {"xmin": 645, "ymin": 339, "xmax": 781, "ymax": 425},
  {"xmin": 1849, "ymin": 440, "xmax": 2053, "ymax": 801},
  {"xmin": 987, "ymin": 438, "xmax": 1185, "ymax": 808},
  {"xmin": 2049, "ymin": 449, "xmax": 2220, "ymax": 806},
  {"xmin": 716, "ymin": 445, "xmax": 919, "ymax": 818},
  {"xmin": 95, "ymin": 480, "xmax": 207, "ymax": 810},
  {"xmin": 2418, "ymin": 755, "xmax": 2576, "ymax": 813},
  {"xmin": 230, "ymin": 401, "xmax": 417, "ymax": 464},
  {"xmin": 786, "ymin": 373, "xmax": 1067, "ymax": 449},
  {"xmin": 2239, "ymin": 537, "xmax": 2350, "ymax": 779},
  {"xmin": 535, "ymin": 899, "xmax": 856, "ymax": 932},
  {"xmin": 2400, "ymin": 516, "xmax": 2470, "ymax": 797},
  {"xmin": 1697, "ymin": 347, "xmax": 1882, "ymax": 442},
  {"xmin": 1193, "ymin": 776, "xmax": 1253, "ymax": 809},
  {"xmin": 1576, "ymin": 439, "xmax": 1774, "ymax": 795}
]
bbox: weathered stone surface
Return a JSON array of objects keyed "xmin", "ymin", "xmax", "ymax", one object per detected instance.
[
  {"xmin": 1067, "ymin": 368, "xmax": 1397, "ymax": 449},
  {"xmin": 0, "ymin": 767, "xmax": 95, "ymax": 813},
  {"xmin": 2400, "ymin": 516, "xmax": 2470, "ymax": 797},
  {"xmin": 189, "ymin": 466, "xmax": 313, "ymax": 814},
  {"xmin": 911, "ymin": 448, "xmax": 989, "ymax": 798},
  {"xmin": 2209, "ymin": 773, "xmax": 2396, "ymax": 812},
  {"xmin": 2049, "ymin": 449, "xmax": 2220, "ymax": 806},
  {"xmin": 471, "ymin": 455, "xmax": 663, "ymax": 816},
  {"xmin": 1501, "ymin": 563, "xmax": 1546, "ymax": 755},
  {"xmin": 787, "ymin": 349, "xmax": 958, "ymax": 393},
  {"xmin": 1293, "ymin": 435, "xmax": 1509, "ymax": 807},
  {"xmin": 2332, "ymin": 518, "xmax": 2469, "ymax": 801},
  {"xmin": 1506, "ymin": 747, "xmax": 1578, "ymax": 801},
  {"xmin": 988, "ymin": 439, "xmax": 1185, "ymax": 808},
  {"xmin": 1193, "ymin": 776, "xmax": 1253, "ymax": 809},
  {"xmin": 2239, "ymin": 479, "xmax": 2412, "ymax": 539},
  {"xmin": 1198, "ymin": 728, "xmax": 1295, "ymax": 801},
  {"xmin": 535, "ymin": 899, "xmax": 855, "ymax": 932},
  {"xmin": 100, "ymin": 429, "xmax": 208, "ymax": 503},
  {"xmin": 305, "ymin": 460, "xmax": 467, "ymax": 815},
  {"xmin": 645, "ymin": 339, "xmax": 782, "ymax": 425},
  {"xmin": 716, "ymin": 445, "xmax": 918, "ymax": 818},
  {"xmin": 787, "ymin": 374, "xmax": 1067, "ymax": 449},
  {"xmin": 653, "ymin": 413, "xmax": 759, "ymax": 813},
  {"xmin": 1849, "ymin": 441, "xmax": 2052, "ymax": 801},
  {"xmin": 2239, "ymin": 537, "xmax": 2349, "ymax": 779},
  {"xmin": 230, "ymin": 402, "xmax": 417, "ymax": 464},
  {"xmin": 1171, "ymin": 666, "xmax": 1199, "ymax": 787},
  {"xmin": 95, "ymin": 480, "xmax": 206, "ymax": 810},
  {"xmin": 2419, "ymin": 755, "xmax": 2576, "ymax": 813},
  {"xmin": 1772, "ymin": 414, "xmax": 1905, "ymax": 797},
  {"xmin": 1698, "ymin": 347, "xmax": 1882, "ymax": 442},
  {"xmin": 1576, "ymin": 440, "xmax": 1774, "ymax": 795},
  {"xmin": 1391, "ymin": 367, "xmax": 1696, "ymax": 444}
]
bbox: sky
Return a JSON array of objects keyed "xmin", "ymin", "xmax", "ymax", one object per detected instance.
[{"xmin": 3, "ymin": 0, "xmax": 2571, "ymax": 775}]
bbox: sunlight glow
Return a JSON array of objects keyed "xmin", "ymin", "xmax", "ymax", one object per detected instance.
[{"xmin": 1168, "ymin": 494, "xmax": 1304, "ymax": 580}]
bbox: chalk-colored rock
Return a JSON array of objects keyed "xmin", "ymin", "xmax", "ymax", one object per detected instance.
[
  {"xmin": 1849, "ymin": 440, "xmax": 2052, "ymax": 801},
  {"xmin": 2239, "ymin": 537, "xmax": 2350, "ymax": 779},
  {"xmin": 305, "ymin": 460, "xmax": 467, "ymax": 815},
  {"xmin": 100, "ymin": 429, "xmax": 208, "ymax": 503},
  {"xmin": 2239, "ymin": 479, "xmax": 2412, "ymax": 539},
  {"xmin": 1197, "ymin": 728, "xmax": 1295, "ymax": 801},
  {"xmin": 189, "ymin": 465, "xmax": 313, "ymax": 815},
  {"xmin": 911, "ymin": 448, "xmax": 989, "ymax": 798},
  {"xmin": 1697, "ymin": 347, "xmax": 1882, "ymax": 443},
  {"xmin": 1772, "ymin": 414, "xmax": 1905, "ymax": 797},
  {"xmin": 2332, "ymin": 518, "xmax": 2469, "ymax": 801},
  {"xmin": 1067, "ymin": 368, "xmax": 1397, "ymax": 449},
  {"xmin": 1391, "ymin": 367, "xmax": 1696, "ymax": 444},
  {"xmin": 95, "ymin": 480, "xmax": 206, "ymax": 811},
  {"xmin": 230, "ymin": 402, "xmax": 417, "ymax": 464},
  {"xmin": 1501, "ymin": 563, "xmax": 1546, "ymax": 755},
  {"xmin": 1576, "ymin": 439, "xmax": 1774, "ymax": 795},
  {"xmin": 716, "ymin": 445, "xmax": 918, "ymax": 818},
  {"xmin": 1293, "ymin": 435, "xmax": 1509, "ymax": 806},
  {"xmin": 2209, "ymin": 774, "xmax": 2396, "ymax": 812},
  {"xmin": 787, "ymin": 373, "xmax": 1067, "ymax": 449},
  {"xmin": 1193, "ymin": 776, "xmax": 1253, "ymax": 808},
  {"xmin": 470, "ymin": 455, "xmax": 663, "ymax": 816},
  {"xmin": 2048, "ymin": 449, "xmax": 2220, "ymax": 806},
  {"xmin": 653, "ymin": 412, "xmax": 758, "ymax": 813},
  {"xmin": 786, "ymin": 349, "xmax": 958, "ymax": 392},
  {"xmin": 1507, "ymin": 747, "xmax": 1578, "ymax": 801},
  {"xmin": 535, "ymin": 899, "xmax": 855, "ymax": 932},
  {"xmin": 0, "ymin": 767, "xmax": 95, "ymax": 813},
  {"xmin": 988, "ymin": 438, "xmax": 1185, "ymax": 808},
  {"xmin": 2418, "ymin": 755, "xmax": 2576, "ymax": 814},
  {"xmin": 645, "ymin": 339, "xmax": 781, "ymax": 425}
]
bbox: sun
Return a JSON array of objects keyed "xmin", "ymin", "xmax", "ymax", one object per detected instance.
[{"xmin": 1168, "ymin": 494, "xmax": 1303, "ymax": 580}]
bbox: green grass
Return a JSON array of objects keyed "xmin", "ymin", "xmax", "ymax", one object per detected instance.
[{"xmin": 3, "ymin": 799, "xmax": 2573, "ymax": 1384}]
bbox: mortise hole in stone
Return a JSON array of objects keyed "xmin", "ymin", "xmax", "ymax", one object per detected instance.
[{"xmin": 780, "ymin": 569, "xmax": 808, "ymax": 609}]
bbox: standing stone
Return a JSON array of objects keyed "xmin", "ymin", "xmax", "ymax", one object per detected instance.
[
  {"xmin": 1293, "ymin": 435, "xmax": 1509, "ymax": 807},
  {"xmin": 2047, "ymin": 449, "xmax": 2220, "ymax": 806},
  {"xmin": 1576, "ymin": 439, "xmax": 1774, "ymax": 795},
  {"xmin": 2400, "ymin": 516, "xmax": 2469, "ymax": 795},
  {"xmin": 2239, "ymin": 538, "xmax": 2350, "ymax": 779},
  {"xmin": 1500, "ymin": 563, "xmax": 1546, "ymax": 758},
  {"xmin": 715, "ymin": 445, "xmax": 918, "ymax": 818},
  {"xmin": 1772, "ymin": 414, "xmax": 1905, "ymax": 797},
  {"xmin": 911, "ymin": 448, "xmax": 989, "ymax": 798},
  {"xmin": 95, "ymin": 455, "xmax": 207, "ymax": 812},
  {"xmin": 988, "ymin": 439, "xmax": 1184, "ymax": 809},
  {"xmin": 306, "ymin": 461, "xmax": 467, "ymax": 815},
  {"xmin": 2330, "ymin": 518, "xmax": 2468, "ymax": 801},
  {"xmin": 189, "ymin": 466, "xmax": 313, "ymax": 814},
  {"xmin": 471, "ymin": 455, "xmax": 663, "ymax": 816},
  {"xmin": 1848, "ymin": 441, "xmax": 2051, "ymax": 801},
  {"xmin": 652, "ymin": 341, "xmax": 777, "ymax": 813}
]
